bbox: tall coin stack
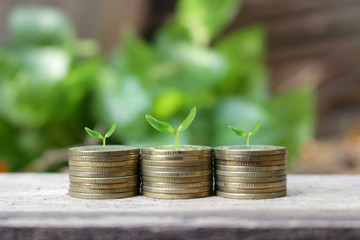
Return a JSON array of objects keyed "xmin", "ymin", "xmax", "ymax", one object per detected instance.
[
  {"xmin": 141, "ymin": 145, "xmax": 213, "ymax": 199},
  {"xmin": 214, "ymin": 145, "xmax": 287, "ymax": 199},
  {"xmin": 68, "ymin": 145, "xmax": 140, "ymax": 199}
]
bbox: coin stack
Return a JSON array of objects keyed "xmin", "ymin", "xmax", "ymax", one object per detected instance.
[
  {"xmin": 68, "ymin": 145, "xmax": 140, "ymax": 199},
  {"xmin": 141, "ymin": 145, "xmax": 213, "ymax": 199},
  {"xmin": 214, "ymin": 145, "xmax": 287, "ymax": 199}
]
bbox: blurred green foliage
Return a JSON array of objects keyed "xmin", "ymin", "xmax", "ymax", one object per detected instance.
[{"xmin": 0, "ymin": 0, "xmax": 315, "ymax": 171}]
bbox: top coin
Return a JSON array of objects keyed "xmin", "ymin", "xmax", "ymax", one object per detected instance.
[
  {"xmin": 69, "ymin": 145, "xmax": 140, "ymax": 156},
  {"xmin": 214, "ymin": 145, "xmax": 287, "ymax": 155},
  {"xmin": 141, "ymin": 145, "xmax": 212, "ymax": 155}
]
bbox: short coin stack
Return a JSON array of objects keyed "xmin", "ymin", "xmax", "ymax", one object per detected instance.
[
  {"xmin": 214, "ymin": 145, "xmax": 287, "ymax": 199},
  {"xmin": 68, "ymin": 145, "xmax": 140, "ymax": 199},
  {"xmin": 141, "ymin": 145, "xmax": 213, "ymax": 199}
]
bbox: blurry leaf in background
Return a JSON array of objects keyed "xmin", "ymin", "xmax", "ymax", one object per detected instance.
[
  {"xmin": 111, "ymin": 31, "xmax": 156, "ymax": 82},
  {"xmin": 215, "ymin": 26, "xmax": 269, "ymax": 102},
  {"xmin": 0, "ymin": 6, "xmax": 100, "ymax": 171},
  {"xmin": 178, "ymin": 0, "xmax": 242, "ymax": 46},
  {"xmin": 154, "ymin": 43, "xmax": 226, "ymax": 91},
  {"xmin": 92, "ymin": 67, "xmax": 152, "ymax": 143},
  {"xmin": 9, "ymin": 6, "xmax": 75, "ymax": 46}
]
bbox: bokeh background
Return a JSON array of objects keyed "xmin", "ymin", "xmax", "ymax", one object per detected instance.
[{"xmin": 0, "ymin": 0, "xmax": 359, "ymax": 173}]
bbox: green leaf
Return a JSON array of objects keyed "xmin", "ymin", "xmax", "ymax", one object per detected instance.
[
  {"xmin": 177, "ymin": 0, "xmax": 242, "ymax": 45},
  {"xmin": 178, "ymin": 106, "xmax": 197, "ymax": 132},
  {"xmin": 248, "ymin": 120, "xmax": 260, "ymax": 136},
  {"xmin": 9, "ymin": 6, "xmax": 74, "ymax": 46},
  {"xmin": 145, "ymin": 115, "xmax": 175, "ymax": 133},
  {"xmin": 104, "ymin": 122, "xmax": 116, "ymax": 138},
  {"xmin": 85, "ymin": 127, "xmax": 103, "ymax": 139},
  {"xmin": 228, "ymin": 125, "xmax": 247, "ymax": 137}
]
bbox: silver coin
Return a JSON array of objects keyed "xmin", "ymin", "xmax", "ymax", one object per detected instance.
[
  {"xmin": 141, "ymin": 145, "xmax": 212, "ymax": 155},
  {"xmin": 214, "ymin": 145, "xmax": 287, "ymax": 155},
  {"xmin": 68, "ymin": 145, "xmax": 139, "ymax": 156}
]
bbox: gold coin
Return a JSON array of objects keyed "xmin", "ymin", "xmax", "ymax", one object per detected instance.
[
  {"xmin": 142, "ymin": 191, "xmax": 211, "ymax": 199},
  {"xmin": 141, "ymin": 165, "xmax": 211, "ymax": 172},
  {"xmin": 68, "ymin": 160, "xmax": 138, "ymax": 167},
  {"xmin": 69, "ymin": 186, "xmax": 139, "ymax": 194},
  {"xmin": 215, "ymin": 170, "xmax": 286, "ymax": 177},
  {"xmin": 69, "ymin": 154, "xmax": 139, "ymax": 162},
  {"xmin": 216, "ymin": 186, "xmax": 286, "ymax": 194},
  {"xmin": 142, "ymin": 185, "xmax": 212, "ymax": 194},
  {"xmin": 215, "ymin": 159, "xmax": 286, "ymax": 166},
  {"xmin": 70, "ymin": 181, "xmax": 139, "ymax": 189},
  {"xmin": 141, "ymin": 175, "xmax": 212, "ymax": 183},
  {"xmin": 141, "ymin": 170, "xmax": 212, "ymax": 178},
  {"xmin": 141, "ymin": 154, "xmax": 212, "ymax": 161},
  {"xmin": 142, "ymin": 181, "xmax": 212, "ymax": 188},
  {"xmin": 68, "ymin": 190, "xmax": 138, "ymax": 199},
  {"xmin": 68, "ymin": 145, "xmax": 139, "ymax": 156},
  {"xmin": 216, "ymin": 165, "xmax": 286, "ymax": 172},
  {"xmin": 141, "ymin": 159, "xmax": 211, "ymax": 167},
  {"xmin": 216, "ymin": 190, "xmax": 286, "ymax": 199},
  {"xmin": 69, "ymin": 175, "xmax": 139, "ymax": 183},
  {"xmin": 141, "ymin": 145, "xmax": 212, "ymax": 155},
  {"xmin": 69, "ymin": 170, "xmax": 138, "ymax": 178},
  {"xmin": 214, "ymin": 145, "xmax": 287, "ymax": 156},
  {"xmin": 215, "ymin": 175, "xmax": 286, "ymax": 183},
  {"xmin": 215, "ymin": 181, "xmax": 287, "ymax": 189},
  {"xmin": 214, "ymin": 154, "xmax": 286, "ymax": 161},
  {"xmin": 69, "ymin": 165, "xmax": 138, "ymax": 172}
]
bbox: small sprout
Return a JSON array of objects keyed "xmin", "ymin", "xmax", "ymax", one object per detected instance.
[
  {"xmin": 145, "ymin": 107, "xmax": 197, "ymax": 147},
  {"xmin": 85, "ymin": 123, "xmax": 116, "ymax": 148},
  {"xmin": 228, "ymin": 120, "xmax": 260, "ymax": 146}
]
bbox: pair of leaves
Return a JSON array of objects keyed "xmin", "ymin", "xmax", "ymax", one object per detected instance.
[
  {"xmin": 145, "ymin": 107, "xmax": 197, "ymax": 146},
  {"xmin": 85, "ymin": 123, "xmax": 116, "ymax": 147},
  {"xmin": 229, "ymin": 120, "xmax": 260, "ymax": 145},
  {"xmin": 229, "ymin": 120, "xmax": 260, "ymax": 137},
  {"xmin": 146, "ymin": 106, "xmax": 196, "ymax": 134}
]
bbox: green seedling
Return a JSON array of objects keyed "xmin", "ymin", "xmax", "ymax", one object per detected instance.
[
  {"xmin": 228, "ymin": 120, "xmax": 260, "ymax": 146},
  {"xmin": 85, "ymin": 123, "xmax": 116, "ymax": 148},
  {"xmin": 145, "ymin": 107, "xmax": 197, "ymax": 147}
]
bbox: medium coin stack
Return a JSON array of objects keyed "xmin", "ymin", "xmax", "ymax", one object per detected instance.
[
  {"xmin": 214, "ymin": 145, "xmax": 287, "ymax": 199},
  {"xmin": 68, "ymin": 145, "xmax": 140, "ymax": 199},
  {"xmin": 141, "ymin": 145, "xmax": 213, "ymax": 199}
]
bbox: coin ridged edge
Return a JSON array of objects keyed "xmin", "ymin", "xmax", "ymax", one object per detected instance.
[
  {"xmin": 142, "ymin": 185, "xmax": 212, "ymax": 194},
  {"xmin": 141, "ymin": 175, "xmax": 212, "ymax": 183},
  {"xmin": 215, "ymin": 175, "xmax": 287, "ymax": 183},
  {"xmin": 216, "ymin": 186, "xmax": 286, "ymax": 194},
  {"xmin": 142, "ymin": 180, "xmax": 212, "ymax": 188},
  {"xmin": 142, "ymin": 191, "xmax": 212, "ymax": 199},
  {"xmin": 141, "ymin": 170, "xmax": 212, "ymax": 178},
  {"xmin": 69, "ymin": 186, "xmax": 139, "ymax": 194},
  {"xmin": 141, "ymin": 159, "xmax": 212, "ymax": 167},
  {"xmin": 215, "ymin": 170, "xmax": 286, "ymax": 177},
  {"xmin": 69, "ymin": 175, "xmax": 139, "ymax": 183},
  {"xmin": 215, "ymin": 180, "xmax": 287, "ymax": 189},
  {"xmin": 216, "ymin": 190, "xmax": 286, "ymax": 199},
  {"xmin": 68, "ymin": 190, "xmax": 138, "ymax": 199}
]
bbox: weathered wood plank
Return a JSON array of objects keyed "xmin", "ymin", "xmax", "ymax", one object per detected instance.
[{"xmin": 0, "ymin": 174, "xmax": 359, "ymax": 239}]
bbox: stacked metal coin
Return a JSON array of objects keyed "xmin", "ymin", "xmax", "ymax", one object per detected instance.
[
  {"xmin": 141, "ymin": 145, "xmax": 213, "ymax": 199},
  {"xmin": 68, "ymin": 145, "xmax": 140, "ymax": 199},
  {"xmin": 214, "ymin": 145, "xmax": 287, "ymax": 199}
]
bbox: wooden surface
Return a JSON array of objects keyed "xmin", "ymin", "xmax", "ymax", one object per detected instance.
[{"xmin": 0, "ymin": 174, "xmax": 360, "ymax": 240}]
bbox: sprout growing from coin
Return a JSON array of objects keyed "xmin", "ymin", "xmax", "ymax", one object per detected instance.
[
  {"xmin": 145, "ymin": 107, "xmax": 197, "ymax": 147},
  {"xmin": 228, "ymin": 120, "xmax": 260, "ymax": 146},
  {"xmin": 85, "ymin": 123, "xmax": 117, "ymax": 148}
]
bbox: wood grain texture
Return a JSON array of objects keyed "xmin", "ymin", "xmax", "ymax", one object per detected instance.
[{"xmin": 0, "ymin": 174, "xmax": 360, "ymax": 239}]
